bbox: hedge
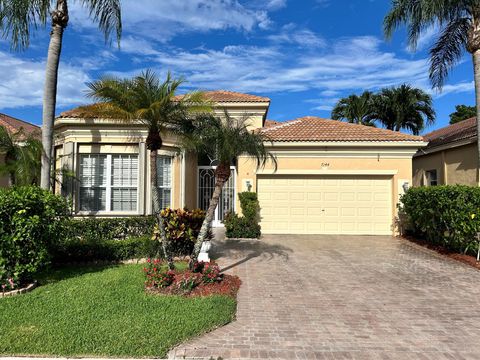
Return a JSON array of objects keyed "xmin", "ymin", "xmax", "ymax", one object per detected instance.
[
  {"xmin": 224, "ymin": 192, "xmax": 261, "ymax": 239},
  {"xmin": 0, "ymin": 186, "xmax": 71, "ymax": 287},
  {"xmin": 53, "ymin": 216, "xmax": 159, "ymax": 263},
  {"xmin": 400, "ymin": 185, "xmax": 480, "ymax": 254}
]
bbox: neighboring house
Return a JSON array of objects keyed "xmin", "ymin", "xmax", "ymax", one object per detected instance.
[
  {"xmin": 54, "ymin": 90, "xmax": 427, "ymax": 235},
  {"xmin": 0, "ymin": 113, "xmax": 40, "ymax": 187},
  {"xmin": 413, "ymin": 117, "xmax": 478, "ymax": 187}
]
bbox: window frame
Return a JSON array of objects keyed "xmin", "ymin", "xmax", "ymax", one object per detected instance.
[
  {"xmin": 77, "ymin": 153, "xmax": 140, "ymax": 214},
  {"xmin": 156, "ymin": 155, "xmax": 173, "ymax": 210},
  {"xmin": 425, "ymin": 169, "xmax": 438, "ymax": 187}
]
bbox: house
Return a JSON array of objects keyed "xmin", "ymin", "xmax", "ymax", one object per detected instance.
[
  {"xmin": 413, "ymin": 117, "xmax": 478, "ymax": 187},
  {"xmin": 54, "ymin": 90, "xmax": 427, "ymax": 235},
  {"xmin": 0, "ymin": 113, "xmax": 41, "ymax": 187}
]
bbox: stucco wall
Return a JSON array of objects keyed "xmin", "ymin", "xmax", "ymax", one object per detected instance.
[
  {"xmin": 236, "ymin": 150, "xmax": 415, "ymax": 225},
  {"xmin": 413, "ymin": 143, "xmax": 478, "ymax": 186}
]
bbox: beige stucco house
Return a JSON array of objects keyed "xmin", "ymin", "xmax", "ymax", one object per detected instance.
[
  {"xmin": 413, "ymin": 117, "xmax": 478, "ymax": 187},
  {"xmin": 54, "ymin": 90, "xmax": 427, "ymax": 236}
]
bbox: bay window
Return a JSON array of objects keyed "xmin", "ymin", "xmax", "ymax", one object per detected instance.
[{"xmin": 79, "ymin": 154, "xmax": 139, "ymax": 212}]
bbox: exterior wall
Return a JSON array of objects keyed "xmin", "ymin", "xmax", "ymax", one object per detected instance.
[
  {"xmin": 184, "ymin": 151, "xmax": 198, "ymax": 209},
  {"xmin": 413, "ymin": 143, "xmax": 478, "ymax": 187},
  {"xmin": 237, "ymin": 145, "xmax": 417, "ymax": 234}
]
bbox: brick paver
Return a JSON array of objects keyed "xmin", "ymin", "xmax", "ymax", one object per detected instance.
[{"xmin": 169, "ymin": 233, "xmax": 480, "ymax": 359}]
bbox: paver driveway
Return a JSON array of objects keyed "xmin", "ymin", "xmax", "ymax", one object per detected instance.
[{"xmin": 170, "ymin": 233, "xmax": 480, "ymax": 359}]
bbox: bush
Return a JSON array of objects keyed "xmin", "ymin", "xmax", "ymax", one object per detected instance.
[
  {"xmin": 224, "ymin": 191, "xmax": 261, "ymax": 238},
  {"xmin": 400, "ymin": 185, "xmax": 480, "ymax": 254},
  {"xmin": 153, "ymin": 208, "xmax": 206, "ymax": 256},
  {"xmin": 202, "ymin": 262, "xmax": 222, "ymax": 283},
  {"xmin": 53, "ymin": 216, "xmax": 159, "ymax": 263},
  {"xmin": 0, "ymin": 186, "xmax": 71, "ymax": 287}
]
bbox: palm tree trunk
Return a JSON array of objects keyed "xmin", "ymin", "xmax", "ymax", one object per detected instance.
[
  {"xmin": 40, "ymin": 0, "xmax": 68, "ymax": 190},
  {"xmin": 192, "ymin": 163, "xmax": 231, "ymax": 261},
  {"xmin": 150, "ymin": 149, "xmax": 174, "ymax": 270},
  {"xmin": 473, "ymin": 50, "xmax": 480, "ymax": 185}
]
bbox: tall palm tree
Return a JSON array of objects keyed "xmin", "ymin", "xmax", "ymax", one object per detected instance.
[
  {"xmin": 0, "ymin": 0, "xmax": 122, "ymax": 190},
  {"xmin": 0, "ymin": 126, "xmax": 42, "ymax": 185},
  {"xmin": 86, "ymin": 70, "xmax": 210, "ymax": 268},
  {"xmin": 331, "ymin": 91, "xmax": 376, "ymax": 126},
  {"xmin": 181, "ymin": 112, "xmax": 277, "ymax": 261},
  {"xmin": 384, "ymin": 0, "xmax": 480, "ymax": 178},
  {"xmin": 372, "ymin": 84, "xmax": 435, "ymax": 135}
]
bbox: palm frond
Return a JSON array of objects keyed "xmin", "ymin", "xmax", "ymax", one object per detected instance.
[
  {"xmin": 80, "ymin": 0, "xmax": 121, "ymax": 46},
  {"xmin": 429, "ymin": 17, "xmax": 470, "ymax": 89},
  {"xmin": 0, "ymin": 0, "xmax": 50, "ymax": 50}
]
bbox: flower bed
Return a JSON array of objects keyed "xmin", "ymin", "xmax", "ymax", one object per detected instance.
[{"xmin": 143, "ymin": 260, "xmax": 241, "ymax": 298}]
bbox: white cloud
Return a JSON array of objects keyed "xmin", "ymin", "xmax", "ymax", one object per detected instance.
[
  {"xmin": 138, "ymin": 35, "xmax": 431, "ymax": 94},
  {"xmin": 0, "ymin": 51, "xmax": 90, "ymax": 110},
  {"xmin": 407, "ymin": 25, "xmax": 439, "ymax": 53},
  {"xmin": 265, "ymin": 0, "xmax": 287, "ymax": 10},
  {"xmin": 69, "ymin": 0, "xmax": 272, "ymax": 42},
  {"xmin": 432, "ymin": 81, "xmax": 475, "ymax": 97},
  {"xmin": 268, "ymin": 25, "xmax": 326, "ymax": 48}
]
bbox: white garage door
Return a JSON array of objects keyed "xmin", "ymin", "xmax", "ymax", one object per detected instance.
[{"xmin": 257, "ymin": 176, "xmax": 392, "ymax": 235}]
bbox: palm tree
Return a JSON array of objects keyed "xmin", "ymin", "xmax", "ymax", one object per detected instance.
[
  {"xmin": 384, "ymin": 0, "xmax": 480, "ymax": 178},
  {"xmin": 372, "ymin": 84, "xmax": 435, "ymax": 135},
  {"xmin": 331, "ymin": 91, "xmax": 376, "ymax": 126},
  {"xmin": 0, "ymin": 0, "xmax": 122, "ymax": 190},
  {"xmin": 86, "ymin": 70, "xmax": 210, "ymax": 269},
  {"xmin": 181, "ymin": 112, "xmax": 277, "ymax": 261},
  {"xmin": 0, "ymin": 126, "xmax": 42, "ymax": 186}
]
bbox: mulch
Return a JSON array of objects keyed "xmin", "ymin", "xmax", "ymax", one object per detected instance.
[
  {"xmin": 146, "ymin": 273, "xmax": 241, "ymax": 298},
  {"xmin": 402, "ymin": 235, "xmax": 480, "ymax": 270}
]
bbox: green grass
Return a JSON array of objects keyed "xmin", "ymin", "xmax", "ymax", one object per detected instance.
[{"xmin": 0, "ymin": 264, "xmax": 236, "ymax": 357}]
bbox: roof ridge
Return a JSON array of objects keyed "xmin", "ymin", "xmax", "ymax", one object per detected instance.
[
  {"xmin": 0, "ymin": 112, "xmax": 39, "ymax": 128},
  {"xmin": 262, "ymin": 118, "xmax": 303, "ymax": 132}
]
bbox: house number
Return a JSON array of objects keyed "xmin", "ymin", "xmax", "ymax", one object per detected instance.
[{"xmin": 321, "ymin": 162, "xmax": 330, "ymax": 167}]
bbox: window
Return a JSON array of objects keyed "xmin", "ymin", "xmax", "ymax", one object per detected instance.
[
  {"xmin": 156, "ymin": 156, "xmax": 172, "ymax": 209},
  {"xmin": 426, "ymin": 169, "xmax": 438, "ymax": 186},
  {"xmin": 79, "ymin": 154, "xmax": 138, "ymax": 212}
]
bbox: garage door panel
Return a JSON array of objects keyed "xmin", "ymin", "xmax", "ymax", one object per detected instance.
[{"xmin": 258, "ymin": 175, "xmax": 392, "ymax": 235}]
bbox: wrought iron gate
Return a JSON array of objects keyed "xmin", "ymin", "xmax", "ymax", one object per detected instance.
[{"xmin": 198, "ymin": 166, "xmax": 236, "ymax": 227}]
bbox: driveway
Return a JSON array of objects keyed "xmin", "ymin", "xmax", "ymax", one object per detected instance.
[{"xmin": 170, "ymin": 233, "xmax": 480, "ymax": 359}]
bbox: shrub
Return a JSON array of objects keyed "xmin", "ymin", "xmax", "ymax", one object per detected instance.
[
  {"xmin": 0, "ymin": 186, "xmax": 71, "ymax": 287},
  {"xmin": 400, "ymin": 185, "xmax": 480, "ymax": 254},
  {"xmin": 177, "ymin": 272, "xmax": 200, "ymax": 292},
  {"xmin": 153, "ymin": 208, "xmax": 206, "ymax": 256},
  {"xmin": 143, "ymin": 259, "xmax": 175, "ymax": 288},
  {"xmin": 202, "ymin": 262, "xmax": 222, "ymax": 283},
  {"xmin": 53, "ymin": 216, "xmax": 159, "ymax": 263},
  {"xmin": 224, "ymin": 191, "xmax": 261, "ymax": 239},
  {"xmin": 52, "ymin": 236, "xmax": 159, "ymax": 263}
]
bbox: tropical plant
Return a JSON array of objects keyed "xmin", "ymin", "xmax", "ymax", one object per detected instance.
[
  {"xmin": 86, "ymin": 70, "xmax": 211, "ymax": 269},
  {"xmin": 0, "ymin": 125, "xmax": 42, "ymax": 185},
  {"xmin": 181, "ymin": 113, "xmax": 277, "ymax": 260},
  {"xmin": 331, "ymin": 91, "xmax": 376, "ymax": 126},
  {"xmin": 450, "ymin": 104, "xmax": 477, "ymax": 124},
  {"xmin": 384, "ymin": 0, "xmax": 480, "ymax": 175},
  {"xmin": 0, "ymin": 0, "xmax": 122, "ymax": 190},
  {"xmin": 371, "ymin": 84, "xmax": 435, "ymax": 135}
]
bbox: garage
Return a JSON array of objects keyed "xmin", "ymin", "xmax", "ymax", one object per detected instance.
[{"xmin": 257, "ymin": 175, "xmax": 393, "ymax": 235}]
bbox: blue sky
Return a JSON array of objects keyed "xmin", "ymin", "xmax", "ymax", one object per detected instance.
[{"xmin": 0, "ymin": 0, "xmax": 476, "ymax": 134}]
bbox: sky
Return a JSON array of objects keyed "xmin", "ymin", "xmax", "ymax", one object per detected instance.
[{"xmin": 0, "ymin": 0, "xmax": 476, "ymax": 134}]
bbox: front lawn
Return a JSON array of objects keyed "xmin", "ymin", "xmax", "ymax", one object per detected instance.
[{"xmin": 0, "ymin": 264, "xmax": 236, "ymax": 357}]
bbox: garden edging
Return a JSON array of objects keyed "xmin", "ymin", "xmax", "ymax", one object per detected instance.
[{"xmin": 1, "ymin": 281, "xmax": 37, "ymax": 298}]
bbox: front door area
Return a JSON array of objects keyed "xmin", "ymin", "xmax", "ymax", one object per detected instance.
[{"xmin": 198, "ymin": 166, "xmax": 236, "ymax": 227}]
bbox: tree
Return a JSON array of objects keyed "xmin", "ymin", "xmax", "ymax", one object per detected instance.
[
  {"xmin": 0, "ymin": 126, "xmax": 42, "ymax": 185},
  {"xmin": 449, "ymin": 104, "xmax": 477, "ymax": 124},
  {"xmin": 86, "ymin": 70, "xmax": 210, "ymax": 269},
  {"xmin": 372, "ymin": 84, "xmax": 435, "ymax": 135},
  {"xmin": 331, "ymin": 91, "xmax": 376, "ymax": 126},
  {"xmin": 181, "ymin": 112, "xmax": 277, "ymax": 262},
  {"xmin": 0, "ymin": 0, "xmax": 122, "ymax": 190},
  {"xmin": 384, "ymin": 0, "xmax": 480, "ymax": 180}
]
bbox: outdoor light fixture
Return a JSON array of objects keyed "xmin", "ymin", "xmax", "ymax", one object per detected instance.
[{"xmin": 402, "ymin": 181, "xmax": 410, "ymax": 192}]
